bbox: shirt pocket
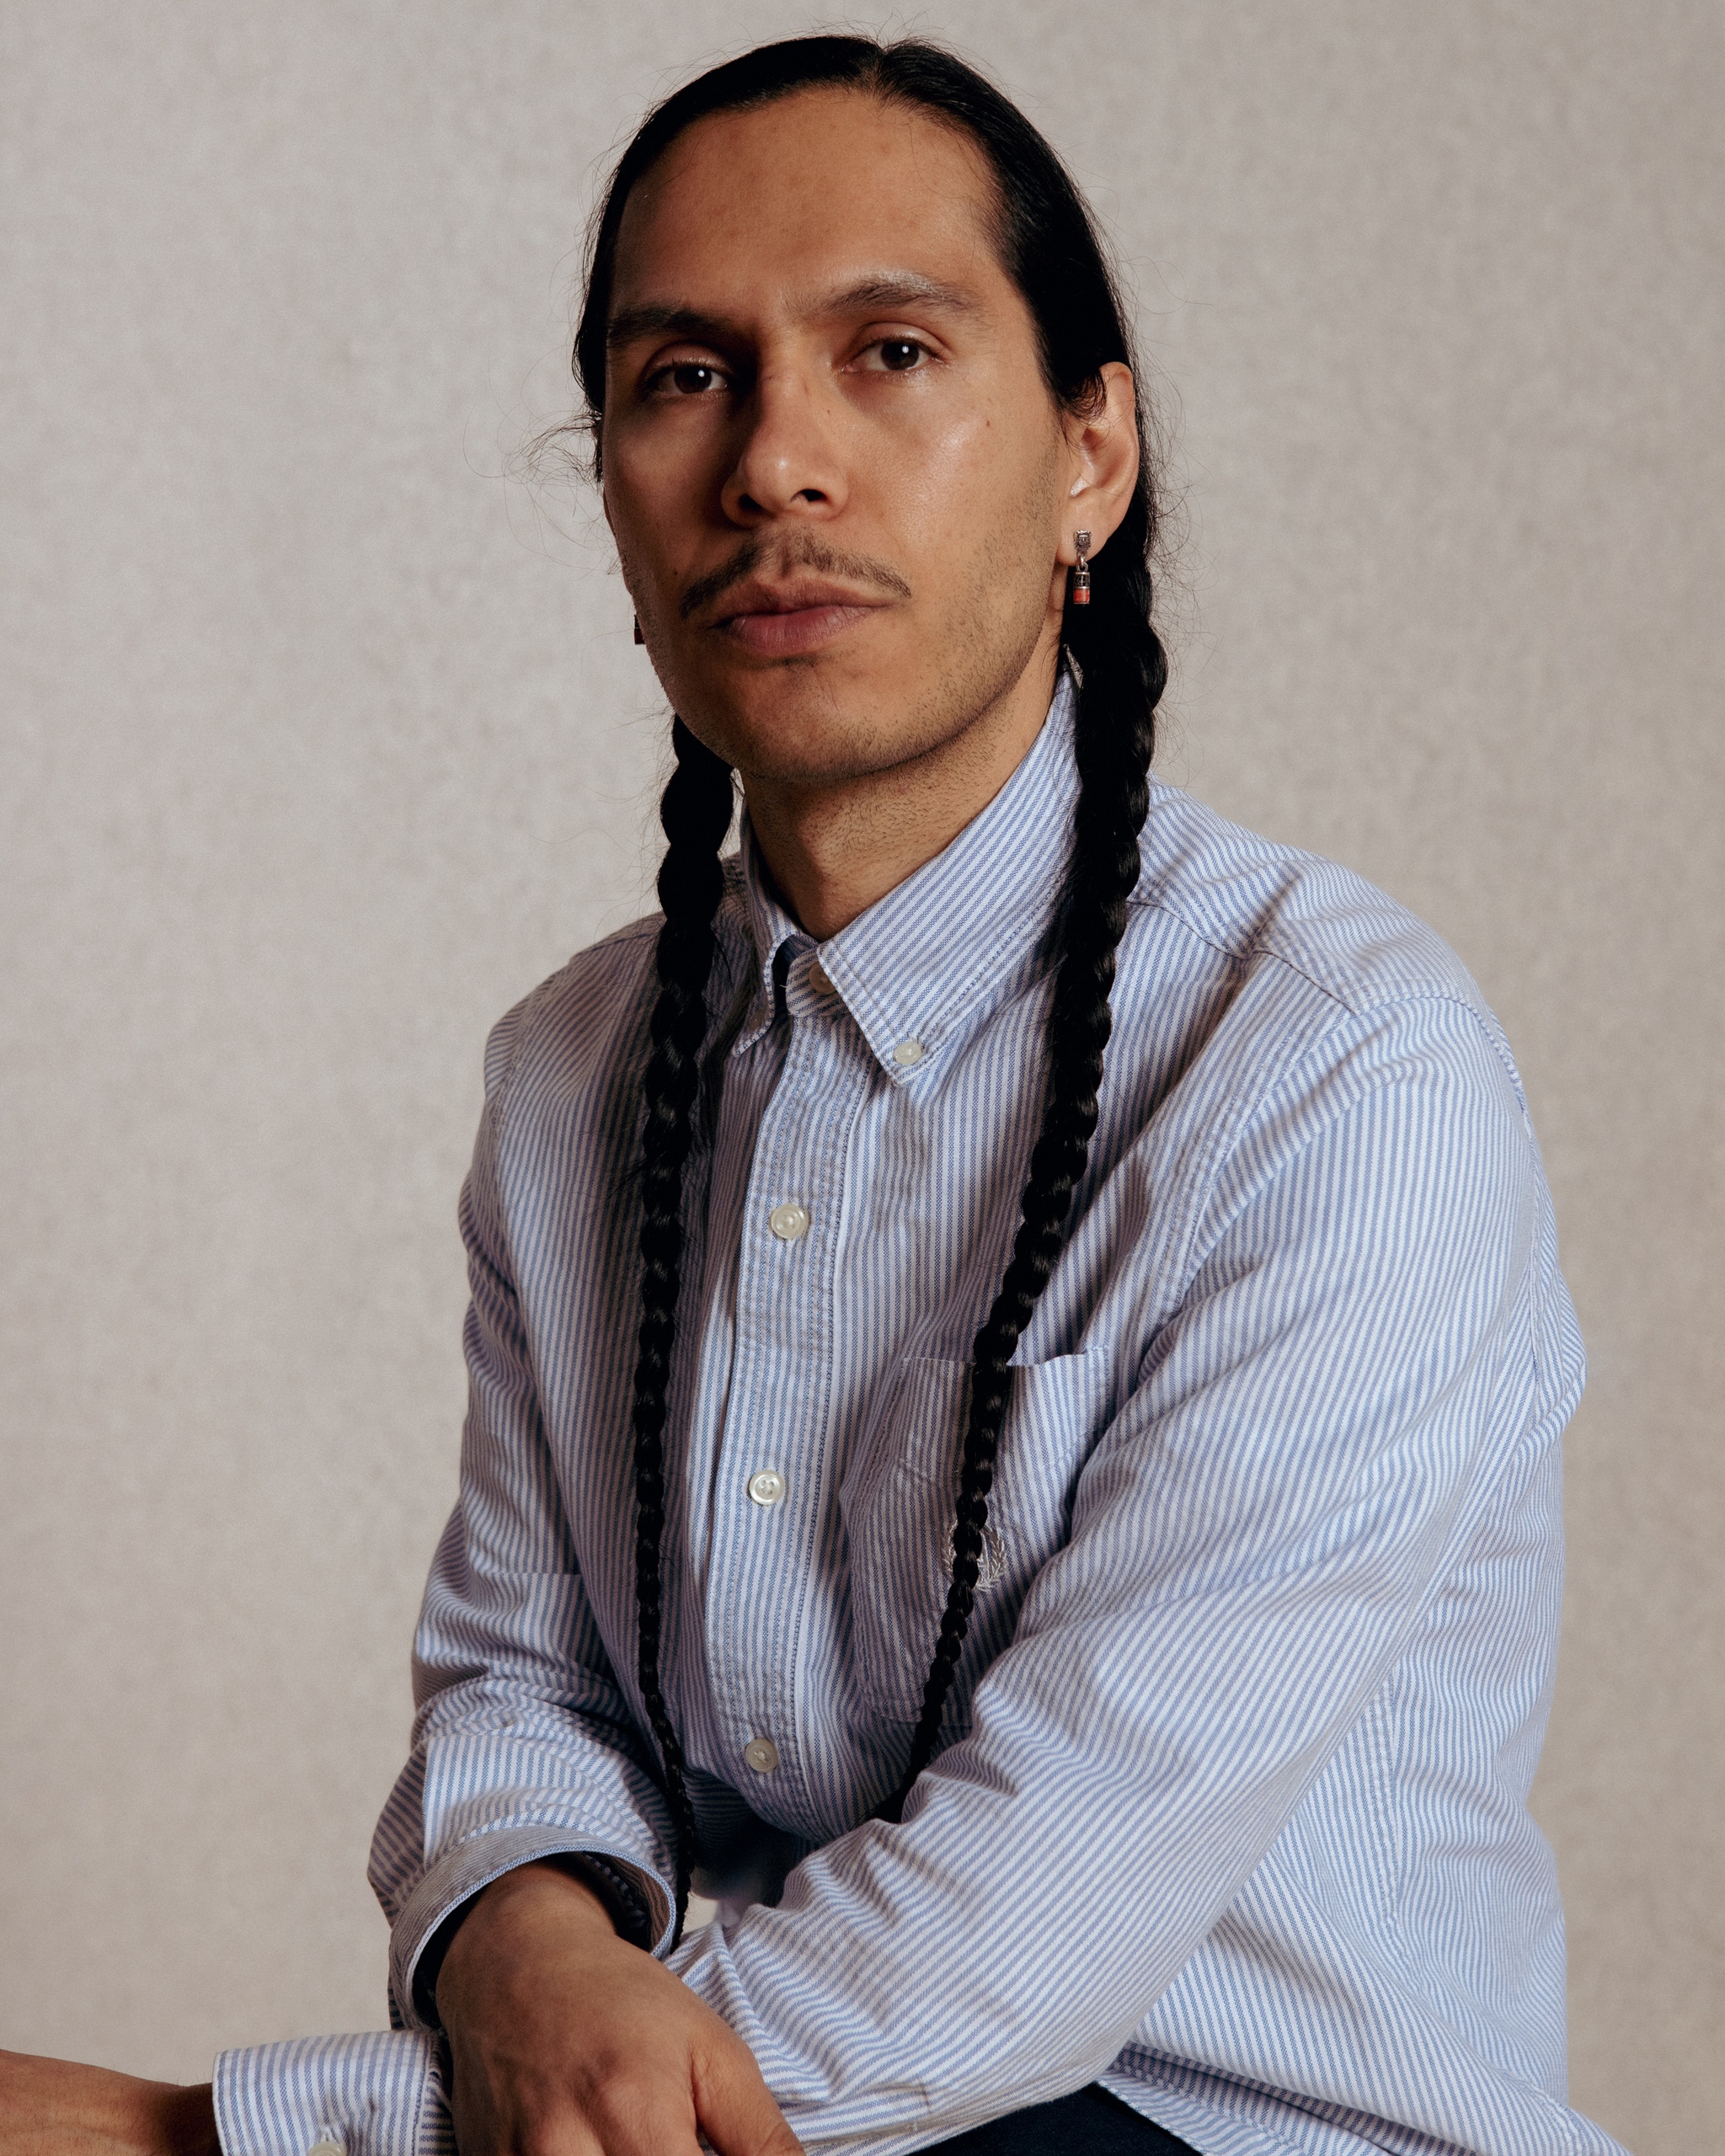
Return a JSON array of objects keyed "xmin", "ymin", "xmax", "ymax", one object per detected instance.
[{"xmin": 840, "ymin": 1350, "xmax": 1110, "ymax": 1723}]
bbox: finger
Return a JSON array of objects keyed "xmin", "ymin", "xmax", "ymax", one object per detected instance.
[
  {"xmin": 569, "ymin": 2068, "xmax": 708, "ymax": 2156},
  {"xmin": 451, "ymin": 2093, "xmax": 609, "ymax": 2156},
  {"xmin": 690, "ymin": 2044, "xmax": 801, "ymax": 2156},
  {"xmin": 451, "ymin": 2059, "xmax": 666, "ymax": 2156}
]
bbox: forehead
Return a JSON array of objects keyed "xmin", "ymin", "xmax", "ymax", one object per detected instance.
[{"xmin": 611, "ymin": 88, "xmax": 1011, "ymax": 318}]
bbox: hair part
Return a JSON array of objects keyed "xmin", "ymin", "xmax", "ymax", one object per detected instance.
[{"xmin": 591, "ymin": 34, "xmax": 1167, "ymax": 1937}]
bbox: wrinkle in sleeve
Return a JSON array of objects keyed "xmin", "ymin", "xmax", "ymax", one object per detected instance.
[
  {"xmin": 670, "ymin": 997, "xmax": 1550, "ymax": 2153},
  {"xmin": 367, "ymin": 1056, "xmax": 677, "ymax": 2025}
]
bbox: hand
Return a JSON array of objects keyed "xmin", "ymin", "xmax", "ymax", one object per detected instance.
[
  {"xmin": 0, "ymin": 2054, "xmax": 217, "ymax": 2156},
  {"xmin": 435, "ymin": 1863, "xmax": 799, "ymax": 2156}
]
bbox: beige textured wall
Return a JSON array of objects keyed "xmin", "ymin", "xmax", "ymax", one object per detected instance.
[{"xmin": 3, "ymin": 4, "xmax": 1719, "ymax": 2151}]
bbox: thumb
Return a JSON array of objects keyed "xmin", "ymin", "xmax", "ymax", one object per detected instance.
[{"xmin": 691, "ymin": 2037, "xmax": 802, "ymax": 2156}]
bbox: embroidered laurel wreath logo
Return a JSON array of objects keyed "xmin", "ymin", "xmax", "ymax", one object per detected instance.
[{"xmin": 939, "ymin": 1520, "xmax": 1007, "ymax": 1592}]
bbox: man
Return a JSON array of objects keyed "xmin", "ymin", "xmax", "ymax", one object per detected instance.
[{"xmin": 3, "ymin": 35, "xmax": 1626, "ymax": 2156}]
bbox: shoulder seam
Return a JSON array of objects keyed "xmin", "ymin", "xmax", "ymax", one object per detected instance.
[{"xmin": 1129, "ymin": 878, "xmax": 1492, "ymax": 1031}]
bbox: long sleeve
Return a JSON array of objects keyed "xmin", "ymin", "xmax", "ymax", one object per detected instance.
[
  {"xmin": 368, "ymin": 1018, "xmax": 682, "ymax": 2015},
  {"xmin": 665, "ymin": 995, "xmax": 1579, "ymax": 2153},
  {"xmin": 214, "ymin": 1004, "xmax": 677, "ymax": 2156}
]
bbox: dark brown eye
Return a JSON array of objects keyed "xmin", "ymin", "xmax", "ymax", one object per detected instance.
[
  {"xmin": 670, "ymin": 363, "xmax": 719, "ymax": 394},
  {"xmin": 879, "ymin": 339, "xmax": 923, "ymax": 371}
]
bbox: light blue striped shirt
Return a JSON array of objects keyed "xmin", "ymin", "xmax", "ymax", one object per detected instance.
[{"xmin": 216, "ymin": 681, "xmax": 1626, "ymax": 2156}]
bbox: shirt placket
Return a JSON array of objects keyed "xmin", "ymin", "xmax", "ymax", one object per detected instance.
[{"xmin": 703, "ymin": 961, "xmax": 866, "ymax": 1830}]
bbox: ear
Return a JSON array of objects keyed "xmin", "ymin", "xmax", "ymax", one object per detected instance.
[{"xmin": 1056, "ymin": 362, "xmax": 1139, "ymax": 563}]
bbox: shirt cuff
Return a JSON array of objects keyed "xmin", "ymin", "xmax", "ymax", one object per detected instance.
[
  {"xmin": 213, "ymin": 2031, "xmax": 451, "ymax": 2156},
  {"xmin": 388, "ymin": 1824, "xmax": 675, "ymax": 2025}
]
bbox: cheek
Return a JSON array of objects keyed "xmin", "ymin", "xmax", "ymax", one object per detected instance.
[
  {"xmin": 875, "ymin": 395, "xmax": 1055, "ymax": 558},
  {"xmin": 879, "ymin": 406, "xmax": 1061, "ymax": 611},
  {"xmin": 604, "ymin": 422, "xmax": 716, "ymax": 550}
]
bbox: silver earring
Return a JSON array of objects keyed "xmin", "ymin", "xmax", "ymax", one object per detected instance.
[{"xmin": 1071, "ymin": 531, "xmax": 1092, "ymax": 607}]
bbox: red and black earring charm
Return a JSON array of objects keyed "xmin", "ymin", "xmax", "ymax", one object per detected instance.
[
  {"xmin": 633, "ymin": 616, "xmax": 645, "ymax": 645},
  {"xmin": 1071, "ymin": 531, "xmax": 1092, "ymax": 607}
]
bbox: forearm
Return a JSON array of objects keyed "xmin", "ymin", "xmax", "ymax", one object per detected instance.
[
  {"xmin": 0, "ymin": 2053, "xmax": 218, "ymax": 2156},
  {"xmin": 433, "ymin": 1860, "xmax": 620, "ymax": 2023}
]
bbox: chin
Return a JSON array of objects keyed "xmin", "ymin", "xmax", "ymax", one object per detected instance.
[
  {"xmin": 724, "ymin": 728, "xmax": 916, "ymax": 790},
  {"xmin": 681, "ymin": 670, "xmax": 937, "ymax": 787}
]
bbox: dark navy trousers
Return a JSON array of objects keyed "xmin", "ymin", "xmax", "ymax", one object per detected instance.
[{"xmin": 933, "ymin": 2085, "xmax": 1199, "ymax": 2153}]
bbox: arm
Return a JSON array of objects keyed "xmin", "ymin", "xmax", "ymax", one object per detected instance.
[
  {"xmin": 0, "ymin": 2056, "xmax": 217, "ymax": 2156},
  {"xmin": 403, "ymin": 1025, "xmax": 798, "ymax": 2155},
  {"xmin": 217, "ymin": 1006, "xmax": 768, "ymax": 2156},
  {"xmin": 664, "ymin": 995, "xmax": 1567, "ymax": 2149},
  {"xmin": 371, "ymin": 1025, "xmax": 681, "ymax": 2015}
]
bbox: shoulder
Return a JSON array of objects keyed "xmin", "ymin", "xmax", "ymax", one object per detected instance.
[
  {"xmin": 475, "ymin": 857, "xmax": 753, "ymax": 1111},
  {"xmin": 478, "ymin": 912, "xmax": 665, "ymax": 1110},
  {"xmin": 1130, "ymin": 782, "xmax": 1486, "ymax": 1018},
  {"xmin": 1114, "ymin": 783, "xmax": 1531, "ymax": 1144}
]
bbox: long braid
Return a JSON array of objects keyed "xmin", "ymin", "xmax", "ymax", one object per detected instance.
[
  {"xmin": 884, "ymin": 537, "xmax": 1167, "ymax": 1817},
  {"xmin": 628, "ymin": 714, "xmax": 734, "ymax": 1938}
]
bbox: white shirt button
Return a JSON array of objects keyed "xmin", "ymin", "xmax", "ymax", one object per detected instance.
[
  {"xmin": 746, "ymin": 1467, "xmax": 787, "ymax": 1507},
  {"xmin": 806, "ymin": 958, "xmax": 834, "ymax": 996},
  {"xmin": 892, "ymin": 1038, "xmax": 926, "ymax": 1066},
  {"xmin": 743, "ymin": 1736, "xmax": 780, "ymax": 1774},
  {"xmin": 768, "ymin": 1200, "xmax": 810, "ymax": 1241},
  {"xmin": 307, "ymin": 2142, "xmax": 343, "ymax": 2156}
]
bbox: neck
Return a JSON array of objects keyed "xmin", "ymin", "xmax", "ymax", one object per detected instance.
[{"xmin": 740, "ymin": 636, "xmax": 1061, "ymax": 942}]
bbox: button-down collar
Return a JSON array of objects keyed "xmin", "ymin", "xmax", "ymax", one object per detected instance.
[{"xmin": 731, "ymin": 670, "xmax": 1079, "ymax": 1081}]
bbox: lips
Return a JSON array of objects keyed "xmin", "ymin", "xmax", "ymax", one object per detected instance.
[{"xmin": 706, "ymin": 578, "xmax": 892, "ymax": 658}]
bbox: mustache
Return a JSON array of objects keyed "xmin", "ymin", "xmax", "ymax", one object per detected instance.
[{"xmin": 678, "ymin": 535, "xmax": 912, "ymax": 622}]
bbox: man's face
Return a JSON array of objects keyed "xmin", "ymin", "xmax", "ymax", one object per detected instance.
[{"xmin": 601, "ymin": 88, "xmax": 1079, "ymax": 787}]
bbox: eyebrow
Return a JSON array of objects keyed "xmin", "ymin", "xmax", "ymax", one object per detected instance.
[{"xmin": 605, "ymin": 272, "xmax": 978, "ymax": 350}]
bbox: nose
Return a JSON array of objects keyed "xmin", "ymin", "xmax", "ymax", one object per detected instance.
[{"xmin": 720, "ymin": 364, "xmax": 848, "ymax": 526}]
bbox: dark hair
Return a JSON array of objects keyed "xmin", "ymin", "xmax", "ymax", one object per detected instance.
[{"xmin": 579, "ymin": 35, "xmax": 1167, "ymax": 1938}]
